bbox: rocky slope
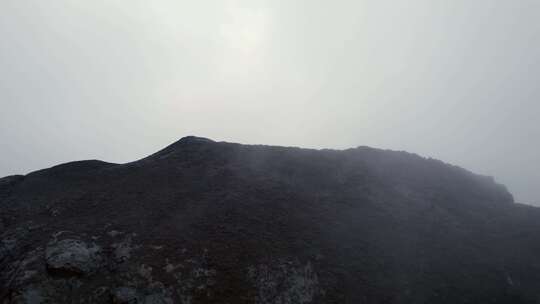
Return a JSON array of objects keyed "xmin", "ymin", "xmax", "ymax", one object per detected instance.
[{"xmin": 1, "ymin": 136, "xmax": 540, "ymax": 303}]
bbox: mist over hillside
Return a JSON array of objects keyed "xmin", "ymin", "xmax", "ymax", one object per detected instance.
[
  {"xmin": 2, "ymin": 1, "xmax": 540, "ymax": 206},
  {"xmin": 2, "ymin": 137, "xmax": 540, "ymax": 303}
]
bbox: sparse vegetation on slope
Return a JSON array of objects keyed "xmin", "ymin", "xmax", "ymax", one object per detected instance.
[{"xmin": 1, "ymin": 137, "xmax": 538, "ymax": 303}]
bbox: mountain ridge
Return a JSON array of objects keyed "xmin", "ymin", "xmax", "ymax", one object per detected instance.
[
  {"xmin": 7, "ymin": 136, "xmax": 512, "ymax": 203},
  {"xmin": 1, "ymin": 136, "xmax": 537, "ymax": 304}
]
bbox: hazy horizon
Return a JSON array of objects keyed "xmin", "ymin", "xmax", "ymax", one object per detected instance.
[{"xmin": 1, "ymin": 1, "xmax": 539, "ymax": 205}]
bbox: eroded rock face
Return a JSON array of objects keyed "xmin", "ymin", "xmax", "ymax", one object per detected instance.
[{"xmin": 45, "ymin": 239, "xmax": 102, "ymax": 277}]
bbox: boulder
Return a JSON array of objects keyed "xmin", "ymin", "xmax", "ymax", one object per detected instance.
[{"xmin": 45, "ymin": 239, "xmax": 101, "ymax": 276}]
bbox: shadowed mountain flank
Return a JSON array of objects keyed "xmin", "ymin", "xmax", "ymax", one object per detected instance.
[{"xmin": 1, "ymin": 137, "xmax": 539, "ymax": 303}]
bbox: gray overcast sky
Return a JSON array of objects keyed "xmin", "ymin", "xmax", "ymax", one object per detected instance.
[{"xmin": 1, "ymin": 1, "xmax": 539, "ymax": 204}]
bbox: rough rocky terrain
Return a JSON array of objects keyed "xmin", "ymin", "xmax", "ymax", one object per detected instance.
[{"xmin": 1, "ymin": 136, "xmax": 540, "ymax": 303}]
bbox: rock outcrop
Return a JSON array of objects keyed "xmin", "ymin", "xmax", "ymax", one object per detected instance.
[{"xmin": 45, "ymin": 238, "xmax": 102, "ymax": 276}]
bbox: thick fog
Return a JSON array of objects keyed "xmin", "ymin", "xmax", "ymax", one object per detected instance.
[{"xmin": 1, "ymin": 1, "xmax": 539, "ymax": 204}]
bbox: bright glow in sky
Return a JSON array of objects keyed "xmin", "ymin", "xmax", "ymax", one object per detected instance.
[{"xmin": 1, "ymin": 1, "xmax": 539, "ymax": 204}]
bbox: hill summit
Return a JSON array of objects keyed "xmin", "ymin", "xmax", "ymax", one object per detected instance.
[{"xmin": 2, "ymin": 137, "xmax": 539, "ymax": 303}]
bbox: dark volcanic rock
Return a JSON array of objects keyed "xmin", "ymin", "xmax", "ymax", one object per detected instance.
[
  {"xmin": 45, "ymin": 238, "xmax": 102, "ymax": 277},
  {"xmin": 111, "ymin": 287, "xmax": 139, "ymax": 304},
  {"xmin": 0, "ymin": 136, "xmax": 539, "ymax": 303}
]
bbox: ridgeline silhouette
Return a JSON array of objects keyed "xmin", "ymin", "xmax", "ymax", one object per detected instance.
[{"xmin": 1, "ymin": 137, "xmax": 539, "ymax": 303}]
